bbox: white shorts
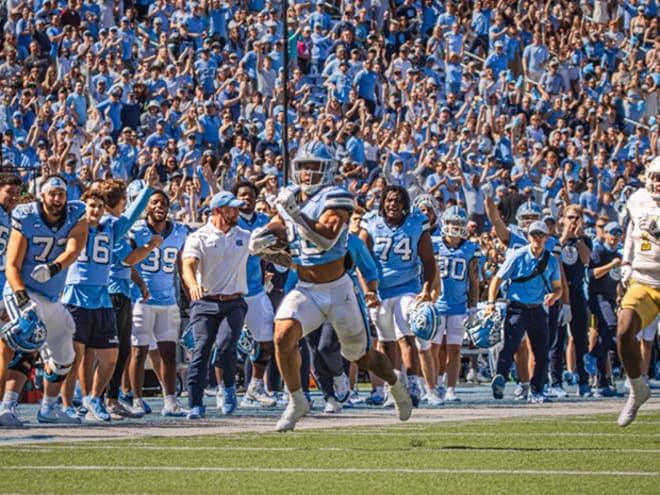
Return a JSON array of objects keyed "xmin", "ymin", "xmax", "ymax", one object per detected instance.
[
  {"xmin": 132, "ymin": 302, "xmax": 181, "ymax": 346},
  {"xmin": 7, "ymin": 291, "xmax": 76, "ymax": 365},
  {"xmin": 370, "ymin": 293, "xmax": 415, "ymax": 343},
  {"xmin": 276, "ymin": 273, "xmax": 369, "ymax": 362},
  {"xmin": 637, "ymin": 315, "xmax": 660, "ymax": 342},
  {"xmin": 432, "ymin": 314, "xmax": 466, "ymax": 346},
  {"xmin": 244, "ymin": 291, "xmax": 275, "ymax": 342}
]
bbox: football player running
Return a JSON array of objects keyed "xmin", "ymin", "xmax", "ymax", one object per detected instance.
[
  {"xmin": 617, "ymin": 156, "xmax": 660, "ymax": 426},
  {"xmin": 249, "ymin": 141, "xmax": 413, "ymax": 431},
  {"xmin": 3, "ymin": 176, "xmax": 88, "ymax": 424}
]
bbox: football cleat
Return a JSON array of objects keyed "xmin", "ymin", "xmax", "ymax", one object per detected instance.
[
  {"xmin": 0, "ymin": 404, "xmax": 25, "ymax": 427},
  {"xmin": 86, "ymin": 397, "xmax": 111, "ymax": 422},
  {"xmin": 276, "ymin": 391, "xmax": 311, "ymax": 432},
  {"xmin": 324, "ymin": 396, "xmax": 342, "ymax": 414},
  {"xmin": 245, "ymin": 382, "xmax": 277, "ymax": 407},
  {"xmin": 618, "ymin": 382, "xmax": 651, "ymax": 427},
  {"xmin": 390, "ymin": 371, "xmax": 413, "ymax": 421},
  {"xmin": 186, "ymin": 405, "xmax": 206, "ymax": 420},
  {"xmin": 38, "ymin": 404, "xmax": 81, "ymax": 425},
  {"xmin": 513, "ymin": 383, "xmax": 529, "ymax": 401},
  {"xmin": 161, "ymin": 401, "xmax": 189, "ymax": 418}
]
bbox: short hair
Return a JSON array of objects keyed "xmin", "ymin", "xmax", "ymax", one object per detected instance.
[
  {"xmin": 150, "ymin": 189, "xmax": 170, "ymax": 207},
  {"xmin": 101, "ymin": 178, "xmax": 127, "ymax": 208},
  {"xmin": 81, "ymin": 190, "xmax": 105, "ymax": 203},
  {"xmin": 0, "ymin": 172, "xmax": 22, "ymax": 188},
  {"xmin": 232, "ymin": 180, "xmax": 258, "ymax": 197}
]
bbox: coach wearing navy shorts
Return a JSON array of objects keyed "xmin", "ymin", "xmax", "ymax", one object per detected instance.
[
  {"xmin": 486, "ymin": 221, "xmax": 563, "ymax": 403},
  {"xmin": 181, "ymin": 191, "xmax": 251, "ymax": 419}
]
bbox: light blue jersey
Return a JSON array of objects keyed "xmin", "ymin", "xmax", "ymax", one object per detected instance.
[
  {"xmin": 104, "ymin": 186, "xmax": 156, "ymax": 298},
  {"xmin": 436, "ymin": 238, "xmax": 480, "ymax": 315},
  {"xmin": 362, "ymin": 211, "xmax": 429, "ymax": 300},
  {"xmin": 347, "ymin": 233, "xmax": 378, "ymax": 287},
  {"xmin": 6, "ymin": 201, "xmax": 86, "ymax": 302},
  {"xmin": 107, "ymin": 238, "xmax": 134, "ymax": 298},
  {"xmin": 62, "ymin": 187, "xmax": 153, "ymax": 309},
  {"xmin": 130, "ymin": 220, "xmax": 189, "ymax": 306},
  {"xmin": 239, "ymin": 211, "xmax": 270, "ymax": 297},
  {"xmin": 508, "ymin": 226, "xmax": 528, "ymax": 250},
  {"xmin": 497, "ymin": 245, "xmax": 561, "ymax": 305},
  {"xmin": 0, "ymin": 206, "xmax": 11, "ymax": 290},
  {"xmin": 285, "ymin": 186, "xmax": 354, "ymax": 267}
]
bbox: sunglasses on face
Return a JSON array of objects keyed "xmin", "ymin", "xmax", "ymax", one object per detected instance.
[{"xmin": 566, "ymin": 215, "xmax": 579, "ymax": 220}]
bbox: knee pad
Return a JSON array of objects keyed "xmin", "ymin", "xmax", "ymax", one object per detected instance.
[
  {"xmin": 43, "ymin": 359, "xmax": 73, "ymax": 382},
  {"xmin": 8, "ymin": 352, "xmax": 35, "ymax": 378}
]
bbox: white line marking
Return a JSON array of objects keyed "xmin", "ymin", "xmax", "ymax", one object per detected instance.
[
  {"xmin": 0, "ymin": 466, "xmax": 658, "ymax": 477},
  {"xmin": 15, "ymin": 445, "xmax": 660, "ymax": 455},
  {"xmin": 294, "ymin": 431, "xmax": 660, "ymax": 438}
]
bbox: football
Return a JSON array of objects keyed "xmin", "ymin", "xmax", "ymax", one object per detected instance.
[{"xmin": 264, "ymin": 221, "xmax": 289, "ymax": 251}]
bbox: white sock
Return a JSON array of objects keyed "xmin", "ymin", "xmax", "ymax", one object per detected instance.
[
  {"xmin": 290, "ymin": 389, "xmax": 305, "ymax": 403},
  {"xmin": 629, "ymin": 377, "xmax": 646, "ymax": 396},
  {"xmin": 40, "ymin": 395, "xmax": 58, "ymax": 411},
  {"xmin": 164, "ymin": 395, "xmax": 177, "ymax": 409},
  {"xmin": 133, "ymin": 397, "xmax": 143, "ymax": 408},
  {"xmin": 2, "ymin": 390, "xmax": 19, "ymax": 409},
  {"xmin": 251, "ymin": 378, "xmax": 264, "ymax": 388}
]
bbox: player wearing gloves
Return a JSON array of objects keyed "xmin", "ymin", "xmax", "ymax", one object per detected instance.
[
  {"xmin": 616, "ymin": 156, "xmax": 660, "ymax": 426},
  {"xmin": 249, "ymin": 141, "xmax": 413, "ymax": 432},
  {"xmin": 3, "ymin": 175, "xmax": 88, "ymax": 424}
]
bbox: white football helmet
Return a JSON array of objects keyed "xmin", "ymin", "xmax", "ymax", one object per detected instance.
[
  {"xmin": 441, "ymin": 206, "xmax": 468, "ymax": 238},
  {"xmin": 646, "ymin": 156, "xmax": 660, "ymax": 201}
]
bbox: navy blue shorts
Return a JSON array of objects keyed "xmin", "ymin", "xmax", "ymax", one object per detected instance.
[{"xmin": 67, "ymin": 306, "xmax": 119, "ymax": 349}]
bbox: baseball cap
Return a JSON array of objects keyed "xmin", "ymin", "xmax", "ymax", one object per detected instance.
[
  {"xmin": 210, "ymin": 191, "xmax": 245, "ymax": 209},
  {"xmin": 528, "ymin": 221, "xmax": 548, "ymax": 236},
  {"xmin": 604, "ymin": 222, "xmax": 623, "ymax": 236}
]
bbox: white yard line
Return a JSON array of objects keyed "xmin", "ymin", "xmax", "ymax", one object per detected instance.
[
  {"xmin": 16, "ymin": 445, "xmax": 660, "ymax": 454},
  {"xmin": 0, "ymin": 465, "xmax": 658, "ymax": 477}
]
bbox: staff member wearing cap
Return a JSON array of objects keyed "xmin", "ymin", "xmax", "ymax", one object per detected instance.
[
  {"xmin": 487, "ymin": 220, "xmax": 563, "ymax": 403},
  {"xmin": 181, "ymin": 191, "xmax": 250, "ymax": 419}
]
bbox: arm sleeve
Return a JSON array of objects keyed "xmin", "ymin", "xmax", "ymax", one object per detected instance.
[
  {"xmin": 350, "ymin": 236, "xmax": 379, "ymax": 285},
  {"xmin": 113, "ymin": 186, "xmax": 154, "ymax": 241}
]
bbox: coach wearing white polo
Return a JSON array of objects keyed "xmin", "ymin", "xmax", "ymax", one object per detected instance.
[{"xmin": 182, "ymin": 191, "xmax": 251, "ymax": 419}]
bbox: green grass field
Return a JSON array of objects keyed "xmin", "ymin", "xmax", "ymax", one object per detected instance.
[{"xmin": 2, "ymin": 412, "xmax": 659, "ymax": 494}]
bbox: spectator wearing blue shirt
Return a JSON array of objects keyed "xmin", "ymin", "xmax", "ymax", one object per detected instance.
[
  {"xmin": 522, "ymin": 32, "xmax": 550, "ymax": 83},
  {"xmin": 578, "ymin": 177, "xmax": 599, "ymax": 226},
  {"xmin": 97, "ymin": 88, "xmax": 123, "ymax": 140},
  {"xmin": 468, "ymin": 1, "xmax": 490, "ymax": 56},
  {"xmin": 353, "ymin": 59, "xmax": 378, "ymax": 115},
  {"xmin": 485, "ymin": 40, "xmax": 508, "ymax": 78},
  {"xmin": 217, "ymin": 79, "xmax": 241, "ymax": 121},
  {"xmin": 198, "ymin": 101, "xmax": 221, "ymax": 149},
  {"xmin": 488, "ymin": 221, "xmax": 563, "ymax": 403}
]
